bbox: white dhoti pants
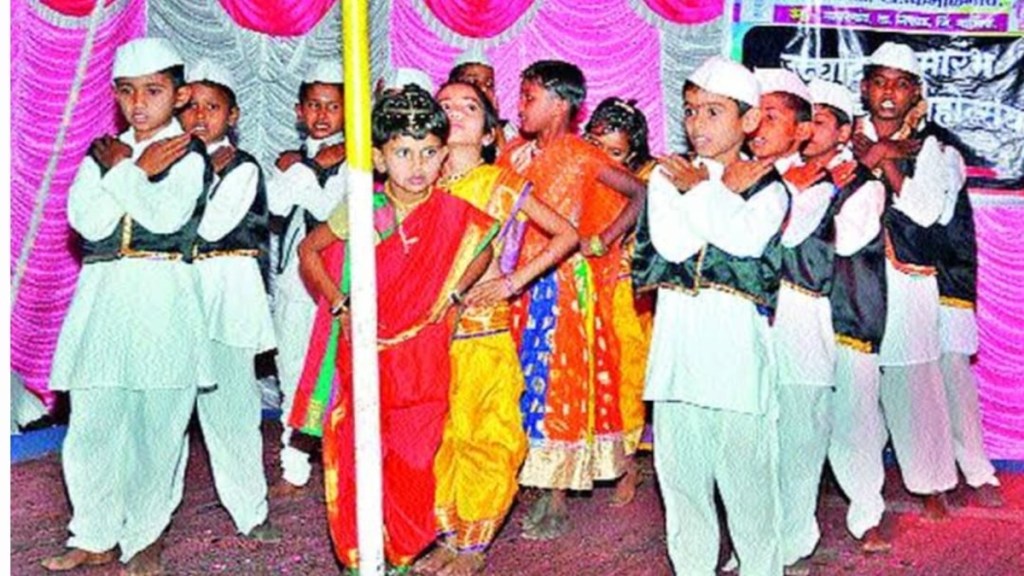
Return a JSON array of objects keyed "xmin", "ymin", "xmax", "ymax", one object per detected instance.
[
  {"xmin": 828, "ymin": 347, "xmax": 887, "ymax": 539},
  {"xmin": 654, "ymin": 401, "xmax": 781, "ymax": 576},
  {"xmin": 63, "ymin": 387, "xmax": 195, "ymax": 561},
  {"xmin": 197, "ymin": 341, "xmax": 270, "ymax": 533},
  {"xmin": 879, "ymin": 361, "xmax": 958, "ymax": 495},
  {"xmin": 940, "ymin": 353, "xmax": 999, "ymax": 488},
  {"xmin": 272, "ymin": 294, "xmax": 316, "ymax": 486},
  {"xmin": 777, "ymin": 386, "xmax": 832, "ymax": 565}
]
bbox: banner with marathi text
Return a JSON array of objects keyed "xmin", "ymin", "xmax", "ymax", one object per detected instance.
[{"xmin": 732, "ymin": 0, "xmax": 1024, "ymax": 196}]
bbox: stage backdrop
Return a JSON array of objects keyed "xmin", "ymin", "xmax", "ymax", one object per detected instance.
[{"xmin": 9, "ymin": 0, "xmax": 1023, "ymax": 459}]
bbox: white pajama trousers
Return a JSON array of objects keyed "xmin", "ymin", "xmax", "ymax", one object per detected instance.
[
  {"xmin": 879, "ymin": 361, "xmax": 958, "ymax": 495},
  {"xmin": 777, "ymin": 386, "xmax": 832, "ymax": 565},
  {"xmin": 272, "ymin": 294, "xmax": 316, "ymax": 486},
  {"xmin": 654, "ymin": 401, "xmax": 781, "ymax": 576},
  {"xmin": 940, "ymin": 353, "xmax": 999, "ymax": 488},
  {"xmin": 196, "ymin": 341, "xmax": 270, "ymax": 534},
  {"xmin": 828, "ymin": 347, "xmax": 887, "ymax": 539},
  {"xmin": 63, "ymin": 387, "xmax": 195, "ymax": 561}
]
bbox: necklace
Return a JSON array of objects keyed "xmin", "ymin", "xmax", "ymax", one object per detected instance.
[
  {"xmin": 439, "ymin": 158, "xmax": 485, "ymax": 187},
  {"xmin": 383, "ymin": 183, "xmax": 432, "ymax": 254}
]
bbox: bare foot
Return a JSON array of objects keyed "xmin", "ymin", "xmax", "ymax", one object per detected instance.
[
  {"xmin": 522, "ymin": 510, "xmax": 570, "ymax": 541},
  {"xmin": 922, "ymin": 493, "xmax": 950, "ymax": 522},
  {"xmin": 860, "ymin": 526, "xmax": 892, "ymax": 554},
  {"xmin": 41, "ymin": 548, "xmax": 118, "ymax": 571},
  {"xmin": 122, "ymin": 540, "xmax": 163, "ymax": 576},
  {"xmin": 269, "ymin": 480, "xmax": 309, "ymax": 499},
  {"xmin": 970, "ymin": 484, "xmax": 1004, "ymax": 509},
  {"xmin": 246, "ymin": 519, "xmax": 283, "ymax": 543},
  {"xmin": 436, "ymin": 552, "xmax": 486, "ymax": 576},
  {"xmin": 610, "ymin": 461, "xmax": 641, "ymax": 508},
  {"xmin": 412, "ymin": 544, "xmax": 457, "ymax": 575},
  {"xmin": 784, "ymin": 558, "xmax": 812, "ymax": 576},
  {"xmin": 520, "ymin": 490, "xmax": 550, "ymax": 531}
]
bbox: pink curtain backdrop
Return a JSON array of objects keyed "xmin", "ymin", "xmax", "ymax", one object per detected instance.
[
  {"xmin": 422, "ymin": 0, "xmax": 536, "ymax": 38},
  {"xmin": 11, "ymin": 0, "xmax": 147, "ymax": 406},
  {"xmin": 640, "ymin": 0, "xmax": 724, "ymax": 24},
  {"xmin": 391, "ymin": 0, "xmax": 666, "ymax": 153},
  {"xmin": 216, "ymin": 0, "xmax": 337, "ymax": 36},
  {"xmin": 40, "ymin": 0, "xmax": 117, "ymax": 17},
  {"xmin": 973, "ymin": 205, "xmax": 1024, "ymax": 461}
]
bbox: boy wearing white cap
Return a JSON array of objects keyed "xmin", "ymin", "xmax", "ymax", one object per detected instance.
[
  {"xmin": 268, "ymin": 59, "xmax": 348, "ymax": 495},
  {"xmin": 180, "ymin": 58, "xmax": 280, "ymax": 541},
  {"xmin": 748, "ymin": 68, "xmax": 843, "ymax": 573},
  {"xmin": 448, "ymin": 45, "xmax": 519, "ymax": 150},
  {"xmin": 850, "ymin": 40, "xmax": 960, "ymax": 535},
  {"xmin": 43, "ymin": 37, "xmax": 212, "ymax": 574},
  {"xmin": 634, "ymin": 56, "xmax": 787, "ymax": 576}
]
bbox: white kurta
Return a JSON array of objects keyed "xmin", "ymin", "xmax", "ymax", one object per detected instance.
[
  {"xmin": 267, "ymin": 134, "xmax": 347, "ymax": 486},
  {"xmin": 195, "ymin": 138, "xmax": 276, "ymax": 352},
  {"xmin": 643, "ymin": 159, "xmax": 789, "ymax": 415},
  {"xmin": 51, "ymin": 120, "xmax": 213, "ymax": 391}
]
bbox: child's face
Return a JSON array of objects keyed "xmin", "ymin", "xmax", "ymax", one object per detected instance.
[
  {"xmin": 113, "ymin": 72, "xmax": 189, "ymax": 141},
  {"xmin": 296, "ymin": 83, "xmax": 344, "ymax": 140},
  {"xmin": 437, "ymin": 83, "xmax": 492, "ymax": 148},
  {"xmin": 454, "ymin": 64, "xmax": 497, "ymax": 111},
  {"xmin": 180, "ymin": 83, "xmax": 238, "ymax": 145},
  {"xmin": 683, "ymin": 85, "xmax": 757, "ymax": 162},
  {"xmin": 749, "ymin": 92, "xmax": 810, "ymax": 160},
  {"xmin": 372, "ymin": 134, "xmax": 448, "ymax": 197},
  {"xmin": 585, "ymin": 128, "xmax": 632, "ymax": 167},
  {"xmin": 861, "ymin": 67, "xmax": 920, "ymax": 123},
  {"xmin": 518, "ymin": 80, "xmax": 567, "ymax": 134},
  {"xmin": 803, "ymin": 105, "xmax": 851, "ymax": 159}
]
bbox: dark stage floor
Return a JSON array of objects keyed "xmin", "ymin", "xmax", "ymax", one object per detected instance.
[{"xmin": 11, "ymin": 421, "xmax": 1024, "ymax": 575}]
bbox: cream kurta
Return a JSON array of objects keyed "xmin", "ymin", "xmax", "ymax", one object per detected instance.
[
  {"xmin": 51, "ymin": 120, "xmax": 213, "ymax": 391},
  {"xmin": 195, "ymin": 138, "xmax": 275, "ymax": 352},
  {"xmin": 643, "ymin": 159, "xmax": 788, "ymax": 415}
]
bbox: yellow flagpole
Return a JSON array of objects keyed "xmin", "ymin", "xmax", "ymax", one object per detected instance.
[{"xmin": 342, "ymin": 1, "xmax": 385, "ymax": 574}]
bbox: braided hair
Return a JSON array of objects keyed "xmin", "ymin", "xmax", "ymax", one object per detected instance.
[
  {"xmin": 584, "ymin": 97, "xmax": 652, "ymax": 173},
  {"xmin": 371, "ymin": 84, "xmax": 449, "ymax": 147}
]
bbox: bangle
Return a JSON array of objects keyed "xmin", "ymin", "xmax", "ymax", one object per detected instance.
[
  {"xmin": 330, "ymin": 296, "xmax": 349, "ymax": 317},
  {"xmin": 449, "ymin": 290, "xmax": 464, "ymax": 306},
  {"xmin": 502, "ymin": 275, "xmax": 518, "ymax": 296},
  {"xmin": 589, "ymin": 235, "xmax": 607, "ymax": 257}
]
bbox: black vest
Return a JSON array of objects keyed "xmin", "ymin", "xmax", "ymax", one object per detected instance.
[
  {"xmin": 194, "ymin": 149, "xmax": 270, "ymax": 283},
  {"xmin": 780, "ymin": 176, "xmax": 840, "ymax": 296},
  {"xmin": 632, "ymin": 171, "xmax": 786, "ymax": 317},
  {"xmin": 273, "ymin": 146, "xmax": 344, "ymax": 274},
  {"xmin": 828, "ymin": 165, "xmax": 888, "ymax": 353},
  {"xmin": 80, "ymin": 137, "xmax": 212, "ymax": 264}
]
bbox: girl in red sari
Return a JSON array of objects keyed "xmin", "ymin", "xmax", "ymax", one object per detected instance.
[{"xmin": 291, "ymin": 85, "xmax": 496, "ymax": 574}]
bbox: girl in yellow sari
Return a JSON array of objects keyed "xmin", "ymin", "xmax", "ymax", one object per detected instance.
[
  {"xmin": 416, "ymin": 81, "xmax": 577, "ymax": 575},
  {"xmin": 583, "ymin": 97, "xmax": 656, "ymax": 507}
]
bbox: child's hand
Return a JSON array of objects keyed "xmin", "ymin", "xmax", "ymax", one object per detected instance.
[
  {"xmin": 276, "ymin": 150, "xmax": 303, "ymax": 172},
  {"xmin": 465, "ymin": 278, "xmax": 513, "ymax": 308},
  {"xmin": 852, "ymin": 135, "xmax": 921, "ymax": 169},
  {"xmin": 210, "ymin": 145, "xmax": 236, "ymax": 174},
  {"xmin": 722, "ymin": 158, "xmax": 775, "ymax": 194},
  {"xmin": 829, "ymin": 160, "xmax": 858, "ymax": 189},
  {"xmin": 136, "ymin": 134, "xmax": 192, "ymax": 177},
  {"xmin": 315, "ymin": 143, "xmax": 347, "ymax": 169},
  {"xmin": 90, "ymin": 136, "xmax": 132, "ymax": 170},
  {"xmin": 783, "ymin": 158, "xmax": 827, "ymax": 192},
  {"xmin": 659, "ymin": 154, "xmax": 709, "ymax": 193}
]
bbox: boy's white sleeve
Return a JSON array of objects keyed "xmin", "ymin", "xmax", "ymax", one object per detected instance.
[
  {"xmin": 267, "ymin": 162, "xmax": 347, "ymax": 220},
  {"xmin": 198, "ymin": 163, "xmax": 260, "ymax": 242},
  {"xmin": 102, "ymin": 152, "xmax": 206, "ymax": 234},
  {"xmin": 67, "ymin": 156, "xmax": 125, "ymax": 241},
  {"xmin": 937, "ymin": 145, "xmax": 967, "ymax": 227},
  {"xmin": 685, "ymin": 179, "xmax": 789, "ymax": 257},
  {"xmin": 780, "ymin": 181, "xmax": 834, "ymax": 248},
  {"xmin": 646, "ymin": 166, "xmax": 703, "ymax": 263},
  {"xmin": 834, "ymin": 180, "xmax": 886, "ymax": 257},
  {"xmin": 891, "ymin": 136, "xmax": 949, "ymax": 226}
]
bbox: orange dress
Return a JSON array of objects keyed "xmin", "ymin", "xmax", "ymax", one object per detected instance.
[{"xmin": 498, "ymin": 134, "xmax": 628, "ymax": 490}]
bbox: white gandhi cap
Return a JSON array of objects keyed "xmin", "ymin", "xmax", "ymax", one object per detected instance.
[
  {"xmin": 187, "ymin": 58, "xmax": 236, "ymax": 94},
  {"xmin": 687, "ymin": 56, "xmax": 760, "ymax": 108},
  {"xmin": 754, "ymin": 67, "xmax": 812, "ymax": 105},
  {"xmin": 868, "ymin": 42, "xmax": 922, "ymax": 78},
  {"xmin": 381, "ymin": 67, "xmax": 435, "ymax": 94},
  {"xmin": 112, "ymin": 37, "xmax": 184, "ymax": 81},
  {"xmin": 453, "ymin": 45, "xmax": 491, "ymax": 68},
  {"xmin": 808, "ymin": 79, "xmax": 855, "ymax": 120}
]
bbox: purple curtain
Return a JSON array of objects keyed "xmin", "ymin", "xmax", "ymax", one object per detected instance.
[{"xmin": 216, "ymin": 0, "xmax": 337, "ymax": 36}]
